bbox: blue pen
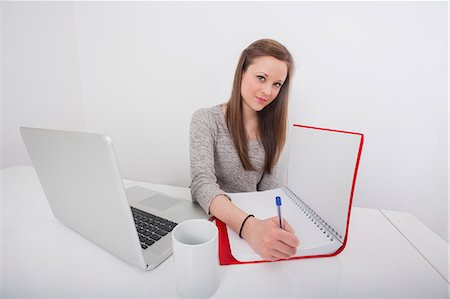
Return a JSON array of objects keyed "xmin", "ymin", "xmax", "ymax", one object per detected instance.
[{"xmin": 276, "ymin": 196, "xmax": 283, "ymax": 229}]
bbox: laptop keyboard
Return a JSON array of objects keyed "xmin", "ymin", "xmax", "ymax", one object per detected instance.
[{"xmin": 131, "ymin": 207, "xmax": 178, "ymax": 250}]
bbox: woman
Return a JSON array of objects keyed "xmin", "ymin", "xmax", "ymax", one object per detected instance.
[{"xmin": 190, "ymin": 39, "xmax": 299, "ymax": 261}]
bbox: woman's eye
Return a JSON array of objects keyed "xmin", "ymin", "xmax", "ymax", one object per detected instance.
[
  {"xmin": 257, "ymin": 75, "xmax": 266, "ymax": 82},
  {"xmin": 274, "ymin": 83, "xmax": 282, "ymax": 88}
]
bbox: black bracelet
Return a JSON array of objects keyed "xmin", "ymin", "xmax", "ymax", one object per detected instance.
[{"xmin": 239, "ymin": 214, "xmax": 254, "ymax": 239}]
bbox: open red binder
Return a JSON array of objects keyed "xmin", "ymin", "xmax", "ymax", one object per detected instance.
[{"xmin": 216, "ymin": 124, "xmax": 364, "ymax": 265}]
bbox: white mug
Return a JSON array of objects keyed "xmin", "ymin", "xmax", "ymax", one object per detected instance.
[{"xmin": 172, "ymin": 219, "xmax": 220, "ymax": 298}]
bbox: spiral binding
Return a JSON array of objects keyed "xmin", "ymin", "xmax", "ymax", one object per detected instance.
[{"xmin": 281, "ymin": 187, "xmax": 343, "ymax": 243}]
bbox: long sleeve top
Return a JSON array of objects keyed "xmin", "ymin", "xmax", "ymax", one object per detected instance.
[{"xmin": 189, "ymin": 105, "xmax": 280, "ymax": 214}]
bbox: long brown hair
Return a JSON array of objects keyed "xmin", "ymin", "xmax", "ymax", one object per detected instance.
[{"xmin": 225, "ymin": 39, "xmax": 294, "ymax": 174}]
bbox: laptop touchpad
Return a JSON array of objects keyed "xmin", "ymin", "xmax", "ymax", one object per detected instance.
[{"xmin": 140, "ymin": 194, "xmax": 179, "ymax": 211}]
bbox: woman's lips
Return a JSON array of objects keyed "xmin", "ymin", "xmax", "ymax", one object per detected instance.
[{"xmin": 256, "ymin": 96, "xmax": 267, "ymax": 104}]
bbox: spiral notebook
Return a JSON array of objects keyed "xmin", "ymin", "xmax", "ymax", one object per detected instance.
[{"xmin": 216, "ymin": 124, "xmax": 364, "ymax": 265}]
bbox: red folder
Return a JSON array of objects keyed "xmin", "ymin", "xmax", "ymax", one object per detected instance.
[{"xmin": 216, "ymin": 124, "xmax": 364, "ymax": 265}]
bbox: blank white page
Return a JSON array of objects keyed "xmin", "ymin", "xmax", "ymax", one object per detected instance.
[{"xmin": 287, "ymin": 125, "xmax": 363, "ymax": 242}]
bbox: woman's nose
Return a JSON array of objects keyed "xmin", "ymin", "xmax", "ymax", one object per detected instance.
[{"xmin": 261, "ymin": 83, "xmax": 272, "ymax": 97}]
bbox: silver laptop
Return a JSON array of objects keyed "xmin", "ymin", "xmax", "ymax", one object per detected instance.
[{"xmin": 20, "ymin": 127, "xmax": 208, "ymax": 271}]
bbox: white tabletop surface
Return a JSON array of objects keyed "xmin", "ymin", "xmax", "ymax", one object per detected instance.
[
  {"xmin": 381, "ymin": 209, "xmax": 449, "ymax": 283},
  {"xmin": 1, "ymin": 166, "xmax": 448, "ymax": 298}
]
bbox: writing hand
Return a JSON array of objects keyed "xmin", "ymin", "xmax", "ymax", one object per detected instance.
[{"xmin": 241, "ymin": 216, "xmax": 300, "ymax": 261}]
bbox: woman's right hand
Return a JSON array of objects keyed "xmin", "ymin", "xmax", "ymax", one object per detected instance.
[{"xmin": 241, "ymin": 216, "xmax": 300, "ymax": 261}]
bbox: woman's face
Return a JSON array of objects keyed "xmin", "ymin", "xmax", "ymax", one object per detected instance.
[{"xmin": 240, "ymin": 55, "xmax": 288, "ymax": 113}]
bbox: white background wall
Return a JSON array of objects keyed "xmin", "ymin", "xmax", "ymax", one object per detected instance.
[{"xmin": 2, "ymin": 1, "xmax": 448, "ymax": 242}]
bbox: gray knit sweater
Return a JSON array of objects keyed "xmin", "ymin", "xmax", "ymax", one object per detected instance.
[{"xmin": 189, "ymin": 105, "xmax": 280, "ymax": 214}]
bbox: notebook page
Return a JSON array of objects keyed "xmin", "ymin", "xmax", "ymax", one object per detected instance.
[
  {"xmin": 287, "ymin": 126, "xmax": 362, "ymax": 242},
  {"xmin": 226, "ymin": 188, "xmax": 341, "ymax": 262}
]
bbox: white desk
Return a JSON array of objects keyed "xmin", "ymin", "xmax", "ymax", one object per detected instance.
[
  {"xmin": 1, "ymin": 166, "xmax": 448, "ymax": 298},
  {"xmin": 381, "ymin": 209, "xmax": 449, "ymax": 284}
]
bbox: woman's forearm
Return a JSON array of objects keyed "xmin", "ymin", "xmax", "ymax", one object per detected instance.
[{"xmin": 209, "ymin": 195, "xmax": 250, "ymax": 234}]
